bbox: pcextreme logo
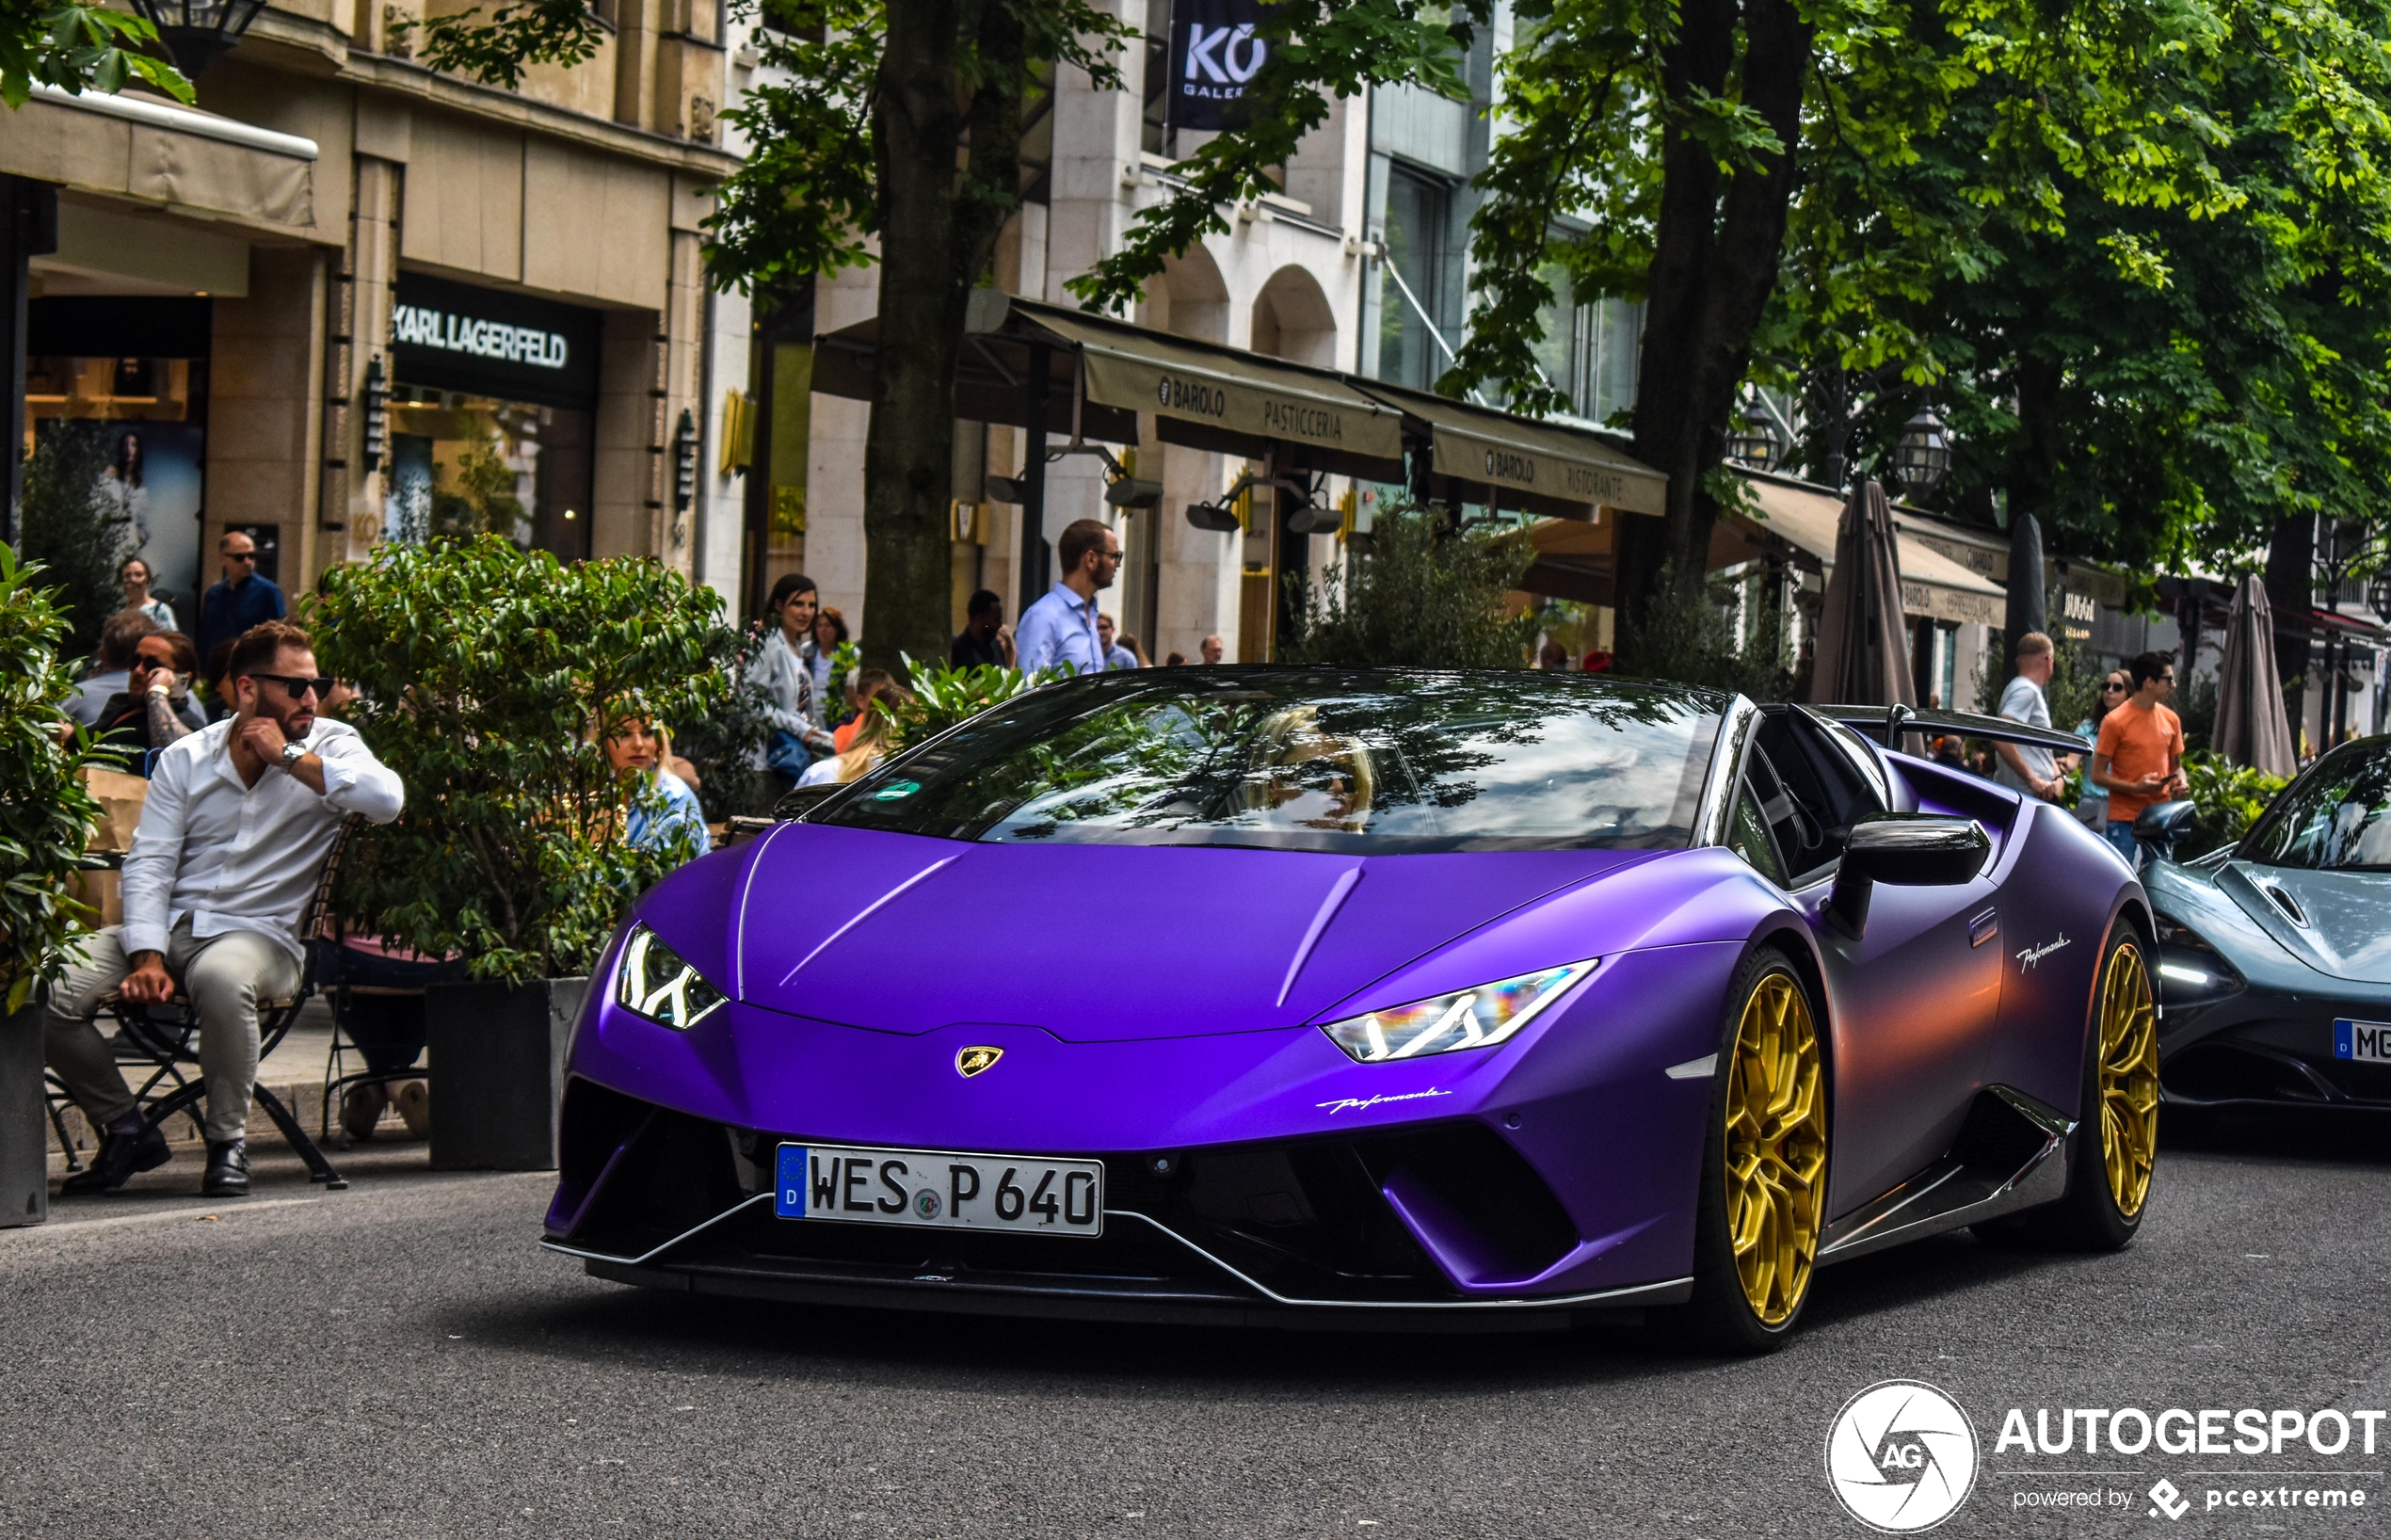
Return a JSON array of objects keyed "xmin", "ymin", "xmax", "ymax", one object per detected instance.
[{"xmin": 1826, "ymin": 1380, "xmax": 1981, "ymax": 1532}]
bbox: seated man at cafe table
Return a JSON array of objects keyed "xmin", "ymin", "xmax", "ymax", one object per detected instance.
[{"xmin": 45, "ymin": 620, "xmax": 405, "ymax": 1197}]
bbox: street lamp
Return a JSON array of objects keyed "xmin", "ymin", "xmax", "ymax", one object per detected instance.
[
  {"xmin": 1892, "ymin": 402, "xmax": 1953, "ymax": 496},
  {"xmin": 1725, "ymin": 400, "xmax": 1783, "ymax": 473},
  {"xmin": 130, "ymin": 0, "xmax": 270, "ymax": 78}
]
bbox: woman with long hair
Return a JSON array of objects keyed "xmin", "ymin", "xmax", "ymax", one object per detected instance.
[
  {"xmin": 2076, "ymin": 667, "xmax": 2131, "ymax": 826},
  {"xmin": 750, "ymin": 574, "xmax": 836, "ymax": 787},
  {"xmin": 810, "ymin": 604, "xmax": 850, "ymax": 711}
]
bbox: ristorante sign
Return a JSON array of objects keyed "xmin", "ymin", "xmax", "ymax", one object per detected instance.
[{"xmin": 390, "ymin": 273, "xmax": 601, "ymax": 411}]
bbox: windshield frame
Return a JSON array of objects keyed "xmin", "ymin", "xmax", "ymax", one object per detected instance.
[{"xmin": 802, "ymin": 666, "xmax": 1731, "ymax": 856}]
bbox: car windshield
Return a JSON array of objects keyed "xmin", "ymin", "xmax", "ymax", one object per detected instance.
[
  {"xmin": 815, "ymin": 669, "xmax": 1726, "ymax": 854},
  {"xmin": 2239, "ymin": 738, "xmax": 2391, "ymax": 872}
]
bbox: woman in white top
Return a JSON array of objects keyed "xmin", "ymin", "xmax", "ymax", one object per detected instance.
[
  {"xmin": 750, "ymin": 574, "xmax": 836, "ymax": 786},
  {"xmin": 119, "ymin": 556, "xmax": 176, "ymax": 632}
]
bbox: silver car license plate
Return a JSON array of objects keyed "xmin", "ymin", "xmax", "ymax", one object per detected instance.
[{"xmin": 774, "ymin": 1143, "xmax": 1104, "ymax": 1237}]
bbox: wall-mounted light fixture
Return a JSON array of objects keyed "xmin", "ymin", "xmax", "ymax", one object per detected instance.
[
  {"xmin": 673, "ymin": 409, "xmax": 698, "ymax": 513},
  {"xmin": 361, "ymin": 355, "xmax": 389, "ymax": 472}
]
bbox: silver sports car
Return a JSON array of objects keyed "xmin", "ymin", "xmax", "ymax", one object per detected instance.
[{"xmin": 2142, "ymin": 736, "xmax": 2391, "ymax": 1115}]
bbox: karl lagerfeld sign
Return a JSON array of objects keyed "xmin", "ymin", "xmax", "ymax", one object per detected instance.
[
  {"xmin": 389, "ymin": 273, "xmax": 602, "ymax": 411},
  {"xmin": 1167, "ymin": 0, "xmax": 1268, "ymax": 132}
]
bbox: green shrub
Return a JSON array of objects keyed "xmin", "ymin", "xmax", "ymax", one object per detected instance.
[
  {"xmin": 890, "ymin": 654, "xmax": 1041, "ymax": 746},
  {"xmin": 1613, "ymin": 563, "xmax": 1798, "ymax": 701},
  {"xmin": 673, "ymin": 619, "xmax": 782, "ymax": 821},
  {"xmin": 309, "ymin": 537, "xmax": 730, "ymax": 984},
  {"xmin": 2182, "ymin": 749, "xmax": 2287, "ymax": 858},
  {"xmin": 0, "ymin": 549, "xmax": 109, "ymax": 1011},
  {"xmin": 1280, "ymin": 506, "xmax": 1538, "ymax": 669}
]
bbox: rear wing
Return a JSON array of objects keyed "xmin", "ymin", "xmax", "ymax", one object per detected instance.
[{"xmin": 1811, "ymin": 703, "xmax": 2090, "ymax": 758}]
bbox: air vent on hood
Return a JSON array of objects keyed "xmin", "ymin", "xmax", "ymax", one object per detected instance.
[{"xmin": 2255, "ymin": 880, "xmax": 2310, "ymax": 928}]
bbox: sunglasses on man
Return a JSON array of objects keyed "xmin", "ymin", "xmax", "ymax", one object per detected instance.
[{"xmin": 250, "ymin": 673, "xmax": 335, "ymax": 700}]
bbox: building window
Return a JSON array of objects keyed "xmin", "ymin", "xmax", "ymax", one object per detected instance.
[{"xmin": 1379, "ymin": 165, "xmax": 1453, "ymax": 392}]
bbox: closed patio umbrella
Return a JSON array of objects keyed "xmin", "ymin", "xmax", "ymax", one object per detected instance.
[
  {"xmin": 1808, "ymin": 479, "xmax": 1916, "ymax": 710},
  {"xmin": 2213, "ymin": 573, "xmax": 2298, "ymax": 778}
]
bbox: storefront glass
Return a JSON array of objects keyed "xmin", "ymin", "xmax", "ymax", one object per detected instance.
[
  {"xmin": 23, "ymin": 297, "xmax": 212, "ymax": 616},
  {"xmin": 388, "ymin": 273, "xmax": 601, "ymax": 560},
  {"xmin": 384, "ymin": 387, "xmax": 594, "ymax": 557}
]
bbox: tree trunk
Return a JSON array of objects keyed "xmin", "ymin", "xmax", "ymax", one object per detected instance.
[
  {"xmin": 1619, "ymin": 0, "xmax": 1815, "ymax": 616},
  {"xmin": 859, "ymin": 3, "xmax": 1030, "ymax": 677},
  {"xmin": 861, "ymin": 0, "xmax": 971, "ymax": 676}
]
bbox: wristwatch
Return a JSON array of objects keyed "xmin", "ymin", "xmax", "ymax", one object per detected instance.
[{"xmin": 280, "ymin": 741, "xmax": 309, "ymax": 769}]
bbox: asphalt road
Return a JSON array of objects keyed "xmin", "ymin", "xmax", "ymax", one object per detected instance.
[{"xmin": 6, "ymin": 1114, "xmax": 2390, "ymax": 1540}]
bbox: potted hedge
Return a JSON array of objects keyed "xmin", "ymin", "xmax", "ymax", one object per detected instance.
[
  {"xmin": 0, "ymin": 549, "xmax": 109, "ymax": 1226},
  {"xmin": 311, "ymin": 537, "xmax": 729, "ymax": 1170}
]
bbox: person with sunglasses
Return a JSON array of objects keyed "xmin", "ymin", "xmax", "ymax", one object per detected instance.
[
  {"xmin": 196, "ymin": 530, "xmax": 287, "ymax": 675},
  {"xmin": 45, "ymin": 619, "xmax": 405, "ymax": 1197},
  {"xmin": 2090, "ymin": 650, "xmax": 2190, "ymax": 862},
  {"xmin": 2072, "ymin": 669, "xmax": 2132, "ymax": 827}
]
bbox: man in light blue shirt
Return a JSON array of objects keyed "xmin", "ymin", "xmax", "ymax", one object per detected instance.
[{"xmin": 1013, "ymin": 518, "xmax": 1120, "ymax": 679}]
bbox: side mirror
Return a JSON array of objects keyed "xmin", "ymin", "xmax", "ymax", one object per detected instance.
[
  {"xmin": 2133, "ymin": 798, "xmax": 2195, "ymax": 865},
  {"xmin": 1827, "ymin": 814, "xmax": 1990, "ymax": 938}
]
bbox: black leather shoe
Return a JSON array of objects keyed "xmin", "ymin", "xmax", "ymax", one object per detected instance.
[
  {"xmin": 59, "ymin": 1123, "xmax": 170, "ymax": 1195},
  {"xmin": 201, "ymin": 1139, "xmax": 250, "ymax": 1197}
]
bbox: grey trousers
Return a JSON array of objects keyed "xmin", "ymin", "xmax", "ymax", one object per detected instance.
[{"xmin": 45, "ymin": 919, "xmax": 300, "ymax": 1145}]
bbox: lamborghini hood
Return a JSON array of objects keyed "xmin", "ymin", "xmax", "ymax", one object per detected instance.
[{"xmin": 718, "ymin": 824, "xmax": 1666, "ymax": 1040}]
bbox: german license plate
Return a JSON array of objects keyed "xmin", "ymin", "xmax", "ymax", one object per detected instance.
[
  {"xmin": 774, "ymin": 1144, "xmax": 1104, "ymax": 1237},
  {"xmin": 2335, "ymin": 1019, "xmax": 2391, "ymax": 1064}
]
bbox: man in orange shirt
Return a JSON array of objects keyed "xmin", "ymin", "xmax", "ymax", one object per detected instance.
[{"xmin": 2090, "ymin": 650, "xmax": 2189, "ymax": 863}]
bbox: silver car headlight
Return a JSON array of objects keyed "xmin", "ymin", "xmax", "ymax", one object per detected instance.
[
  {"xmin": 614, "ymin": 922, "xmax": 727, "ymax": 1030},
  {"xmin": 1318, "ymin": 960, "xmax": 1597, "ymax": 1064}
]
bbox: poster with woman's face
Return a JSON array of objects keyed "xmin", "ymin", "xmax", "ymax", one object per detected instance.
[{"xmin": 110, "ymin": 423, "xmax": 205, "ymax": 604}]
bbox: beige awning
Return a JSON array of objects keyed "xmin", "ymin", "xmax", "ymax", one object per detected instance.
[
  {"xmin": 811, "ymin": 290, "xmax": 1409, "ymax": 478},
  {"xmin": 0, "ymin": 85, "xmax": 316, "ymax": 238},
  {"xmin": 1016, "ymin": 301, "xmax": 1405, "ymax": 473},
  {"xmin": 1734, "ymin": 473, "xmax": 2008, "ymax": 627},
  {"xmin": 1354, "ymin": 380, "xmax": 1668, "ymax": 521}
]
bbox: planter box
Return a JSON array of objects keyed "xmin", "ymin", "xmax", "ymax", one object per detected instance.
[
  {"xmin": 1, "ymin": 1000, "xmax": 49, "ymax": 1227},
  {"xmin": 425, "ymin": 976, "xmax": 588, "ymax": 1171}
]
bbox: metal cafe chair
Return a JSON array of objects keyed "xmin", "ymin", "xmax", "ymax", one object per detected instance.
[
  {"xmin": 45, "ymin": 817, "xmax": 360, "ymax": 1191},
  {"xmin": 317, "ymin": 945, "xmax": 450, "ymax": 1149}
]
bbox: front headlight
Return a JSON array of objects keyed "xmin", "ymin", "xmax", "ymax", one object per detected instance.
[
  {"xmin": 1318, "ymin": 961, "xmax": 1596, "ymax": 1064},
  {"xmin": 614, "ymin": 922, "xmax": 727, "ymax": 1030},
  {"xmin": 2151, "ymin": 914, "xmax": 2243, "ymax": 1003}
]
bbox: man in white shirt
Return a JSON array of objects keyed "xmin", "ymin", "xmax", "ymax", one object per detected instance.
[
  {"xmin": 48, "ymin": 620, "xmax": 405, "ymax": 1197},
  {"xmin": 1012, "ymin": 519, "xmax": 1120, "ymax": 678},
  {"xmin": 1992, "ymin": 630, "xmax": 2067, "ymax": 802}
]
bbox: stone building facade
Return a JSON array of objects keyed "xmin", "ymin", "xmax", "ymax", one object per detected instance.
[{"xmin": 2, "ymin": 0, "xmax": 745, "ymax": 615}]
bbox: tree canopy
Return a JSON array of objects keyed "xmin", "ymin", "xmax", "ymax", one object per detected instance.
[{"xmin": 0, "ymin": 1, "xmax": 190, "ymax": 105}]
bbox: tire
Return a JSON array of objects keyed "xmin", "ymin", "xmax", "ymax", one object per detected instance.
[
  {"xmin": 1663, "ymin": 946, "xmax": 1829, "ymax": 1355},
  {"xmin": 1974, "ymin": 923, "xmax": 2158, "ymax": 1251}
]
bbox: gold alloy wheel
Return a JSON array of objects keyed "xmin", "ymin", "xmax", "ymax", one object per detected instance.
[
  {"xmin": 1724, "ymin": 971, "xmax": 1828, "ymax": 1325},
  {"xmin": 2097, "ymin": 941, "xmax": 2160, "ymax": 1217}
]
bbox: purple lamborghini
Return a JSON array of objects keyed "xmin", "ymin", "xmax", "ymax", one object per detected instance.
[{"xmin": 543, "ymin": 671, "xmax": 2158, "ymax": 1352}]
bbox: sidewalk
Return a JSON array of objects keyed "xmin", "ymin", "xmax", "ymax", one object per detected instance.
[{"xmin": 44, "ymin": 998, "xmax": 425, "ymax": 1176}]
